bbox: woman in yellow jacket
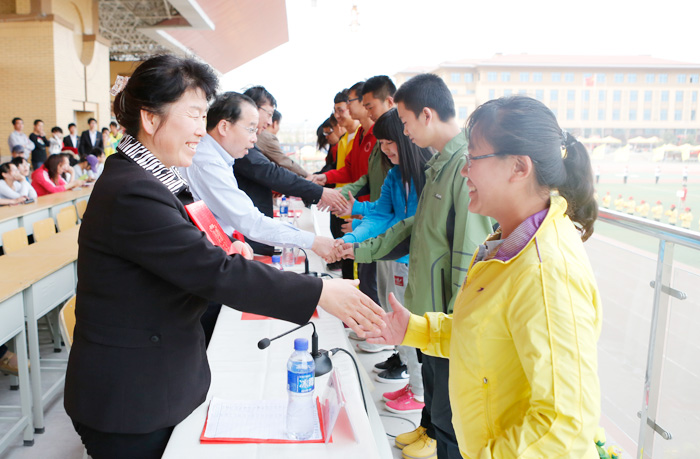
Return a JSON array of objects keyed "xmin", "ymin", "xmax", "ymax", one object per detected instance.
[{"xmin": 368, "ymin": 96, "xmax": 601, "ymax": 459}]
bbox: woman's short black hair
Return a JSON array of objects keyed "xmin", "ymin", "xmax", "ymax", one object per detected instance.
[{"xmin": 114, "ymin": 54, "xmax": 218, "ymax": 137}]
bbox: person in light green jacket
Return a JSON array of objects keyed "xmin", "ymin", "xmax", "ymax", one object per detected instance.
[{"xmin": 333, "ymin": 74, "xmax": 493, "ymax": 459}]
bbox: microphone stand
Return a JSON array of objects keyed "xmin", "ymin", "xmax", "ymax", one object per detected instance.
[{"xmin": 257, "ymin": 322, "xmax": 332, "ymax": 377}]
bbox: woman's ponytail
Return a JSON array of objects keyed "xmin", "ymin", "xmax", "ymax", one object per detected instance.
[{"xmin": 559, "ymin": 132, "xmax": 597, "ymax": 241}]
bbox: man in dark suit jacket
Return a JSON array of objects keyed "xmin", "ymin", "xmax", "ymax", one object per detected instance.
[
  {"xmin": 65, "ymin": 148, "xmax": 323, "ymax": 437},
  {"xmin": 78, "ymin": 117, "xmax": 103, "ymax": 156},
  {"xmin": 63, "ymin": 123, "xmax": 80, "ymax": 149}
]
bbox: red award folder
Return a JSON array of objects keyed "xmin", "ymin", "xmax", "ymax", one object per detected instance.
[{"xmin": 185, "ymin": 200, "xmax": 237, "ymax": 253}]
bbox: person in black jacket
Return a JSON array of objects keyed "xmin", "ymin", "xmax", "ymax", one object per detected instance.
[
  {"xmin": 78, "ymin": 117, "xmax": 103, "ymax": 156},
  {"xmin": 234, "ymin": 86, "xmax": 348, "ymax": 255},
  {"xmin": 64, "ymin": 55, "xmax": 385, "ymax": 459}
]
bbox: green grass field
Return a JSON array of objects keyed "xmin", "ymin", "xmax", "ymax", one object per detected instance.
[{"xmin": 593, "ymin": 159, "xmax": 700, "ymax": 269}]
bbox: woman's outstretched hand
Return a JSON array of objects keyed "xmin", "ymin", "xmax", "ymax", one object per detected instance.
[
  {"xmin": 365, "ymin": 293, "xmax": 410, "ymax": 345},
  {"xmin": 318, "ymin": 279, "xmax": 386, "ymax": 338}
]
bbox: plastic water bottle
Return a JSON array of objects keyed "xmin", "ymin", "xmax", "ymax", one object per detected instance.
[
  {"xmin": 280, "ymin": 196, "xmax": 288, "ymax": 222},
  {"xmin": 282, "ymin": 246, "xmax": 295, "ymax": 269},
  {"xmin": 271, "ymin": 255, "xmax": 283, "ymax": 270},
  {"xmin": 286, "ymin": 338, "xmax": 315, "ymax": 440}
]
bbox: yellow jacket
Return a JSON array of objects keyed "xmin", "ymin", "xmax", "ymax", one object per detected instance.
[
  {"xmin": 404, "ymin": 196, "xmax": 601, "ymax": 459},
  {"xmin": 614, "ymin": 198, "xmax": 624, "ymax": 211},
  {"xmin": 601, "ymin": 195, "xmax": 610, "ymax": 208},
  {"xmin": 636, "ymin": 202, "xmax": 650, "ymax": 218},
  {"xmin": 666, "ymin": 208, "xmax": 678, "ymax": 224},
  {"xmin": 680, "ymin": 211, "xmax": 693, "ymax": 229},
  {"xmin": 651, "ymin": 204, "xmax": 663, "ymax": 220},
  {"xmin": 334, "ymin": 126, "xmax": 358, "ymax": 188}
]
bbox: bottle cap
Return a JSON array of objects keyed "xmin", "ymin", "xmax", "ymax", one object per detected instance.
[
  {"xmin": 272, "ymin": 255, "xmax": 281, "ymax": 263},
  {"xmin": 294, "ymin": 338, "xmax": 308, "ymax": 351}
]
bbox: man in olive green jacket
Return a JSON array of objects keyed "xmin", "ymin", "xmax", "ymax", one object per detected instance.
[{"xmin": 347, "ymin": 74, "xmax": 493, "ymax": 459}]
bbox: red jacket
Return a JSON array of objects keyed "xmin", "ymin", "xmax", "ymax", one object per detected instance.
[
  {"xmin": 324, "ymin": 124, "xmax": 376, "ymax": 191},
  {"xmin": 32, "ymin": 165, "xmax": 66, "ymax": 196}
]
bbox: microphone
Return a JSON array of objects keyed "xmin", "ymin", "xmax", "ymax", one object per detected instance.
[
  {"xmin": 257, "ymin": 321, "xmax": 333, "ymax": 377},
  {"xmin": 298, "ymin": 248, "xmax": 333, "ymax": 279}
]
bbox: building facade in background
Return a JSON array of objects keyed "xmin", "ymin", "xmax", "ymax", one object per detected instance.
[{"xmin": 395, "ymin": 54, "xmax": 700, "ymax": 142}]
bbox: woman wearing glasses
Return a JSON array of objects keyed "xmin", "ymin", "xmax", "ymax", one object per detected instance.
[{"xmin": 368, "ymin": 96, "xmax": 601, "ymax": 458}]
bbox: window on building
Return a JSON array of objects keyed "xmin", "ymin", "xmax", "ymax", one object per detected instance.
[
  {"xmin": 582, "ymin": 90, "xmax": 590, "ymax": 102},
  {"xmin": 614, "ymin": 73, "xmax": 624, "ymax": 83},
  {"xmin": 464, "ymin": 73, "xmax": 473, "ymax": 83},
  {"xmin": 660, "ymin": 109, "xmax": 668, "ymax": 121},
  {"xmin": 487, "ymin": 72, "xmax": 498, "ymax": 82},
  {"xmin": 675, "ymin": 110, "xmax": 682, "ymax": 121},
  {"xmin": 550, "ymin": 89, "xmax": 558, "ymax": 101},
  {"xmin": 629, "ymin": 109, "xmax": 637, "ymax": 121},
  {"xmin": 691, "ymin": 74, "xmax": 700, "ymax": 83},
  {"xmin": 564, "ymin": 73, "xmax": 575, "ymax": 82},
  {"xmin": 596, "ymin": 73, "xmax": 606, "ymax": 83},
  {"xmin": 628, "ymin": 73, "xmax": 637, "ymax": 83},
  {"xmin": 612, "ymin": 109, "xmax": 620, "ymax": 120},
  {"xmin": 598, "ymin": 90, "xmax": 606, "ymax": 102},
  {"xmin": 598, "ymin": 109, "xmax": 605, "ymax": 120},
  {"xmin": 692, "ymin": 110, "xmax": 697, "ymax": 121},
  {"xmin": 693, "ymin": 91, "xmax": 698, "ymax": 102},
  {"xmin": 533, "ymin": 72, "xmax": 543, "ymax": 82},
  {"xmin": 451, "ymin": 73, "xmax": 461, "ymax": 83},
  {"xmin": 644, "ymin": 90, "xmax": 652, "ymax": 102},
  {"xmin": 465, "ymin": 89, "xmax": 475, "ymax": 95},
  {"xmin": 677, "ymin": 74, "xmax": 687, "ymax": 84},
  {"xmin": 613, "ymin": 90, "xmax": 621, "ymax": 102},
  {"xmin": 519, "ymin": 72, "xmax": 529, "ymax": 82},
  {"xmin": 659, "ymin": 74, "xmax": 668, "ymax": 83},
  {"xmin": 451, "ymin": 88, "xmax": 458, "ymax": 95},
  {"xmin": 504, "ymin": 89, "xmax": 512, "ymax": 96},
  {"xmin": 567, "ymin": 89, "xmax": 575, "ymax": 101},
  {"xmin": 551, "ymin": 72, "xmax": 561, "ymax": 82},
  {"xmin": 535, "ymin": 89, "xmax": 544, "ymax": 101},
  {"xmin": 488, "ymin": 89, "xmax": 496, "ymax": 99},
  {"xmin": 502, "ymin": 72, "xmax": 511, "ymax": 82},
  {"xmin": 630, "ymin": 90, "xmax": 638, "ymax": 102},
  {"xmin": 646, "ymin": 73, "xmax": 655, "ymax": 83},
  {"xmin": 661, "ymin": 90, "xmax": 669, "ymax": 102},
  {"xmin": 567, "ymin": 109, "xmax": 575, "ymax": 120},
  {"xmin": 518, "ymin": 89, "xmax": 527, "ymax": 95},
  {"xmin": 582, "ymin": 109, "xmax": 589, "ymax": 120},
  {"xmin": 644, "ymin": 109, "xmax": 651, "ymax": 120},
  {"xmin": 676, "ymin": 91, "xmax": 684, "ymax": 102},
  {"xmin": 459, "ymin": 107, "xmax": 468, "ymax": 119}
]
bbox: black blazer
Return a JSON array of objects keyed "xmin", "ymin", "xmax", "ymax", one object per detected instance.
[
  {"xmin": 65, "ymin": 151, "xmax": 322, "ymax": 434},
  {"xmin": 234, "ymin": 145, "xmax": 323, "ymax": 254},
  {"xmin": 63, "ymin": 134, "xmax": 79, "ymax": 149},
  {"xmin": 78, "ymin": 130, "xmax": 103, "ymax": 156}
]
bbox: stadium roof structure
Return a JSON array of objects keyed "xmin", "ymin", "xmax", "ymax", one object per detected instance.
[{"xmin": 99, "ymin": 0, "xmax": 288, "ymax": 73}]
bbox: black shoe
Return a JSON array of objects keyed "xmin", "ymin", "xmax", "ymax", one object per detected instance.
[
  {"xmin": 375, "ymin": 364, "xmax": 409, "ymax": 383},
  {"xmin": 326, "ymin": 261, "xmax": 342, "ymax": 271},
  {"xmin": 373, "ymin": 352, "xmax": 401, "ymax": 373}
]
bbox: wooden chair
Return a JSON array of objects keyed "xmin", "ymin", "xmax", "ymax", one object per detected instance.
[
  {"xmin": 76, "ymin": 200, "xmax": 88, "ymax": 220},
  {"xmin": 2, "ymin": 227, "xmax": 28, "ymax": 254},
  {"xmin": 33, "ymin": 218, "xmax": 57, "ymax": 242},
  {"xmin": 58, "ymin": 296, "xmax": 77, "ymax": 349},
  {"xmin": 56, "ymin": 207, "xmax": 77, "ymax": 232}
]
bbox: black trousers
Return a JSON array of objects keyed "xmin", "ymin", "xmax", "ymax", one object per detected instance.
[
  {"xmin": 73, "ymin": 421, "xmax": 174, "ymax": 459},
  {"xmin": 357, "ymin": 261, "xmax": 379, "ymax": 304},
  {"xmin": 420, "ymin": 354, "xmax": 461, "ymax": 459}
]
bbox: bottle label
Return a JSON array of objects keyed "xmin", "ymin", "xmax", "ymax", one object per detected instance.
[{"xmin": 288, "ymin": 371, "xmax": 314, "ymax": 393}]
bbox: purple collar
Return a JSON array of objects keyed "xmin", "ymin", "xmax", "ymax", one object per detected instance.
[{"xmin": 493, "ymin": 207, "xmax": 549, "ymax": 262}]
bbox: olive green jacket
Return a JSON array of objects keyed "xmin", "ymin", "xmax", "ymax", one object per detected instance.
[
  {"xmin": 339, "ymin": 143, "xmax": 391, "ymax": 203},
  {"xmin": 354, "ymin": 132, "xmax": 494, "ymax": 315}
]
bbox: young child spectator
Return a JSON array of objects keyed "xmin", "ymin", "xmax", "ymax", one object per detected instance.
[
  {"xmin": 29, "ymin": 119, "xmax": 49, "ymax": 169},
  {"xmin": 48, "ymin": 126, "xmax": 64, "ymax": 154},
  {"xmin": 32, "ymin": 153, "xmax": 84, "ymax": 196},
  {"xmin": 0, "ymin": 161, "xmax": 37, "ymax": 201}
]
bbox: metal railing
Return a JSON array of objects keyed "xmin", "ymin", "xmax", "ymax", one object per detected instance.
[{"xmin": 597, "ymin": 208, "xmax": 700, "ymax": 459}]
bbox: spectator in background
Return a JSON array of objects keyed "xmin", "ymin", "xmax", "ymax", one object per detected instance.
[
  {"xmin": 0, "ymin": 161, "xmax": 37, "ymax": 201},
  {"xmin": 73, "ymin": 154, "xmax": 99, "ymax": 182},
  {"xmin": 32, "ymin": 153, "xmax": 84, "ymax": 196},
  {"xmin": 10, "ymin": 156, "xmax": 31, "ymax": 183},
  {"xmin": 63, "ymin": 123, "xmax": 79, "ymax": 150},
  {"xmin": 11, "ymin": 144, "xmax": 25, "ymax": 159},
  {"xmin": 8, "ymin": 117, "xmax": 34, "ymax": 160},
  {"xmin": 29, "ymin": 119, "xmax": 49, "ymax": 170},
  {"xmin": 78, "ymin": 118, "xmax": 103, "ymax": 156},
  {"xmin": 101, "ymin": 127, "xmax": 112, "ymax": 156},
  {"xmin": 49, "ymin": 126, "xmax": 64, "ymax": 154},
  {"xmin": 107, "ymin": 121, "xmax": 123, "ymax": 156},
  {"xmin": 91, "ymin": 147, "xmax": 106, "ymax": 179},
  {"xmin": 257, "ymin": 110, "xmax": 310, "ymax": 178}
]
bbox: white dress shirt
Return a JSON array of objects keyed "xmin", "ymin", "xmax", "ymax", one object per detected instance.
[{"xmin": 180, "ymin": 134, "xmax": 315, "ymax": 249}]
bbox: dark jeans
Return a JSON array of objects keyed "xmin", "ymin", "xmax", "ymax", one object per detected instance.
[
  {"xmin": 357, "ymin": 261, "xmax": 379, "ymax": 304},
  {"xmin": 73, "ymin": 421, "xmax": 174, "ymax": 459},
  {"xmin": 420, "ymin": 354, "xmax": 461, "ymax": 459}
]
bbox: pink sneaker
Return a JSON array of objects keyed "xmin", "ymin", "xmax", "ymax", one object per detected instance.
[
  {"xmin": 385, "ymin": 391, "xmax": 425, "ymax": 414},
  {"xmin": 382, "ymin": 384, "xmax": 410, "ymax": 402}
]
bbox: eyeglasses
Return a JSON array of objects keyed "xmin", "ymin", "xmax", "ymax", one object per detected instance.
[
  {"xmin": 258, "ymin": 106, "xmax": 274, "ymax": 118},
  {"xmin": 464, "ymin": 152, "xmax": 506, "ymax": 169},
  {"xmin": 348, "ymin": 97, "xmax": 360, "ymax": 103},
  {"xmin": 322, "ymin": 128, "xmax": 334, "ymax": 137},
  {"xmin": 236, "ymin": 123, "xmax": 257, "ymax": 134}
]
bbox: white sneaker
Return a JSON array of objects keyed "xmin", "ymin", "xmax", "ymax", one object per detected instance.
[
  {"xmin": 357, "ymin": 342, "xmax": 395, "ymax": 353},
  {"xmin": 348, "ymin": 330, "xmax": 365, "ymax": 341}
]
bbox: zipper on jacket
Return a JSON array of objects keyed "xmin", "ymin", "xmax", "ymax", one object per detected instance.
[
  {"xmin": 441, "ymin": 268, "xmax": 448, "ymax": 313},
  {"xmin": 483, "ymin": 377, "xmax": 496, "ymax": 438}
]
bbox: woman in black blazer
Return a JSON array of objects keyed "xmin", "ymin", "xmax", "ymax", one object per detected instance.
[{"xmin": 64, "ymin": 55, "xmax": 385, "ymax": 459}]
